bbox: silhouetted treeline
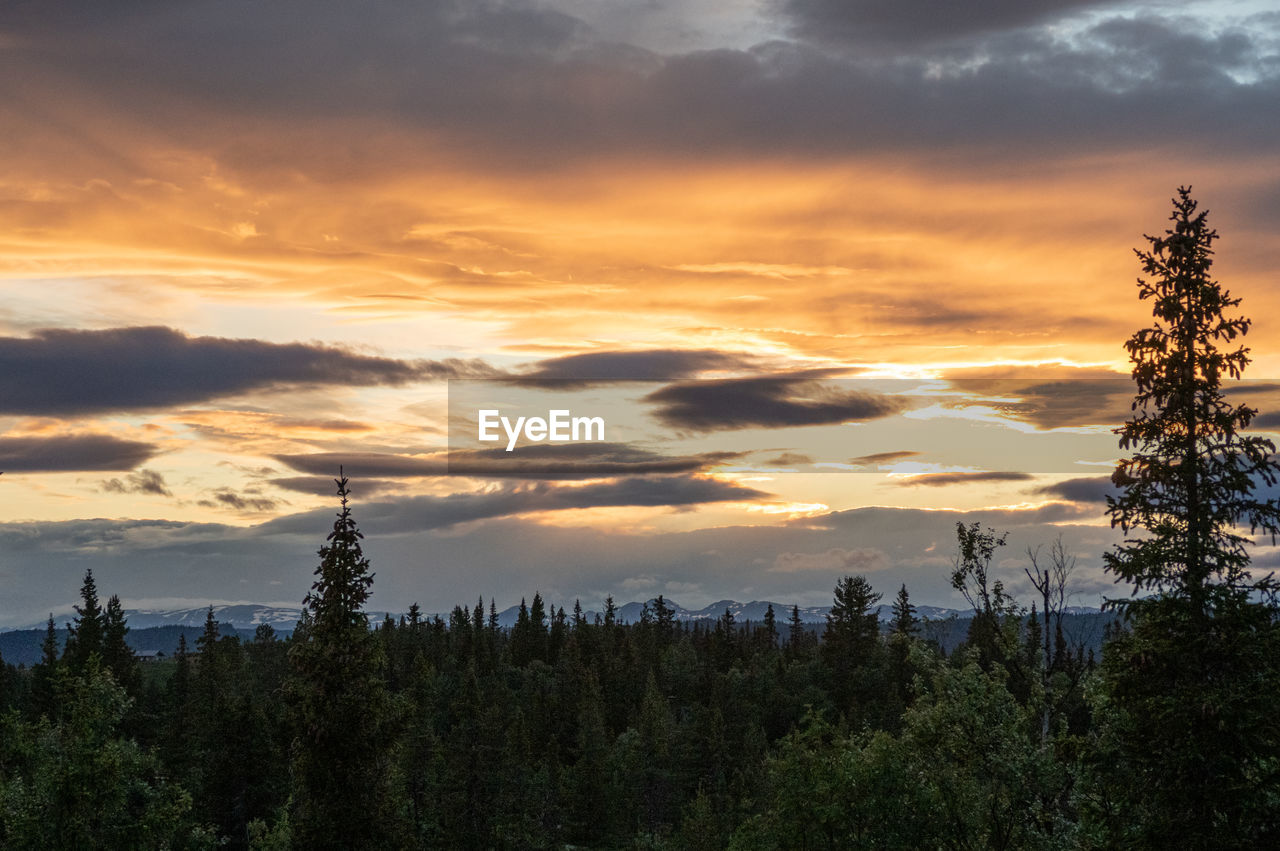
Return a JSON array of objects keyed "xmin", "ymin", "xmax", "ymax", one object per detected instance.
[
  {"xmin": 0, "ymin": 513, "xmax": 1273, "ymax": 849},
  {"xmin": 0, "ymin": 526, "xmax": 1278, "ymax": 848}
]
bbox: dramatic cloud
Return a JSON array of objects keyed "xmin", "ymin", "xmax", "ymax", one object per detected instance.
[
  {"xmin": 102, "ymin": 468, "xmax": 172, "ymax": 497},
  {"xmin": 198, "ymin": 488, "xmax": 282, "ymax": 514},
  {"xmin": 0, "ymin": 327, "xmax": 492, "ymax": 415},
  {"xmin": 896, "ymin": 471, "xmax": 1036, "ymax": 487},
  {"xmin": 783, "ymin": 0, "xmax": 1114, "ymax": 45},
  {"xmin": 516, "ymin": 349, "xmax": 760, "ymax": 385},
  {"xmin": 259, "ymin": 476, "xmax": 771, "ymax": 535},
  {"xmin": 2, "ymin": 0, "xmax": 1279, "ymax": 627},
  {"xmin": 0, "ymin": 435, "xmax": 157, "ymax": 472},
  {"xmin": 1034, "ymin": 475, "xmax": 1119, "ymax": 504},
  {"xmin": 272, "ymin": 452, "xmax": 440, "ymax": 479},
  {"xmin": 0, "ymin": 500, "xmax": 1123, "ymax": 626},
  {"xmin": 270, "ymin": 477, "xmax": 404, "ymax": 498},
  {"xmin": 941, "ymin": 373, "xmax": 1133, "ymax": 430},
  {"xmin": 1, "ymin": 0, "xmax": 1275, "ymax": 175},
  {"xmin": 646, "ymin": 377, "xmax": 907, "ymax": 432},
  {"xmin": 849, "ymin": 450, "xmax": 920, "ymax": 467},
  {"xmin": 275, "ymin": 446, "xmax": 743, "ymax": 480},
  {"xmin": 763, "ymin": 452, "xmax": 815, "ymax": 467}
]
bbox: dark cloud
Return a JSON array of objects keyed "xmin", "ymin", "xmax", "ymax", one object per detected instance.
[
  {"xmin": 849, "ymin": 450, "xmax": 920, "ymax": 467},
  {"xmin": 259, "ymin": 476, "xmax": 770, "ymax": 535},
  {"xmin": 941, "ymin": 374, "xmax": 1132, "ymax": 430},
  {"xmin": 763, "ymin": 452, "xmax": 814, "ymax": 467},
  {"xmin": 0, "ymin": 497, "xmax": 1125, "ymax": 627},
  {"xmin": 645, "ymin": 377, "xmax": 908, "ymax": 432},
  {"xmin": 447, "ymin": 445, "xmax": 744, "ymax": 478},
  {"xmin": 102, "ymin": 468, "xmax": 172, "ymax": 496},
  {"xmin": 1255, "ymin": 412, "xmax": 1280, "ymax": 429},
  {"xmin": 0, "ymin": 326, "xmax": 493, "ymax": 416},
  {"xmin": 0, "ymin": 435, "xmax": 157, "ymax": 472},
  {"xmin": 2, "ymin": 2, "xmax": 1276, "ymax": 174},
  {"xmin": 272, "ymin": 452, "xmax": 439, "ymax": 479},
  {"xmin": 1034, "ymin": 475, "xmax": 1118, "ymax": 504},
  {"xmin": 515, "ymin": 349, "xmax": 759, "ymax": 386},
  {"xmin": 198, "ymin": 488, "xmax": 282, "ymax": 513},
  {"xmin": 269, "ymin": 476, "xmax": 404, "ymax": 498},
  {"xmin": 782, "ymin": 0, "xmax": 1113, "ymax": 46},
  {"xmin": 274, "ymin": 445, "xmax": 743, "ymax": 480},
  {"xmin": 895, "ymin": 471, "xmax": 1035, "ymax": 487}
]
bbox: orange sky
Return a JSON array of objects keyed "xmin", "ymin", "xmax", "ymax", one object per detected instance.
[{"xmin": 1, "ymin": 0, "xmax": 1278, "ymax": 623}]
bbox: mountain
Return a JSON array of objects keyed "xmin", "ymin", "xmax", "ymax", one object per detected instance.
[
  {"xmin": 119, "ymin": 604, "xmax": 304, "ymax": 630},
  {"xmin": 7, "ymin": 599, "xmax": 1103, "ymax": 633},
  {"xmin": 0, "ymin": 601, "xmax": 1115, "ymax": 665}
]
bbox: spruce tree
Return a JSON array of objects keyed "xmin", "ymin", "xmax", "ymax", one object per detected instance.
[
  {"xmin": 890, "ymin": 584, "xmax": 917, "ymax": 637},
  {"xmin": 288, "ymin": 470, "xmax": 400, "ymax": 847},
  {"xmin": 822, "ymin": 576, "xmax": 881, "ymax": 661},
  {"xmin": 1105, "ymin": 186, "xmax": 1280, "ymax": 613},
  {"xmin": 762, "ymin": 603, "xmax": 778, "ymax": 648},
  {"xmin": 787, "ymin": 604, "xmax": 806, "ymax": 654},
  {"xmin": 102, "ymin": 594, "xmax": 139, "ymax": 694},
  {"xmin": 1091, "ymin": 188, "xmax": 1280, "ymax": 846},
  {"xmin": 63, "ymin": 568, "xmax": 104, "ymax": 672},
  {"xmin": 822, "ymin": 576, "xmax": 883, "ymax": 715},
  {"xmin": 30, "ymin": 614, "xmax": 61, "ymax": 719}
]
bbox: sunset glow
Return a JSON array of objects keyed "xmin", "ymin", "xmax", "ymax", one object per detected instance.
[{"xmin": 2, "ymin": 0, "xmax": 1278, "ymax": 624}]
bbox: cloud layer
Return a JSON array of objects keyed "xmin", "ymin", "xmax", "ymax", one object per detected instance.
[
  {"xmin": 0, "ymin": 435, "xmax": 157, "ymax": 472},
  {"xmin": 0, "ymin": 327, "xmax": 490, "ymax": 415},
  {"xmin": 646, "ymin": 377, "xmax": 907, "ymax": 431}
]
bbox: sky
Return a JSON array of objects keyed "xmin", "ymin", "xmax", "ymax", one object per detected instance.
[{"xmin": 2, "ymin": 0, "xmax": 1279, "ymax": 626}]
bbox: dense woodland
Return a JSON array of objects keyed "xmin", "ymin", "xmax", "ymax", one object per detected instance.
[{"xmin": 3, "ymin": 189, "xmax": 1280, "ymax": 849}]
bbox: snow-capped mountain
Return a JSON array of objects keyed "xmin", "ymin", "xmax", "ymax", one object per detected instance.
[
  {"xmin": 116, "ymin": 604, "xmax": 303, "ymax": 630},
  {"xmin": 10, "ymin": 599, "xmax": 1101, "ymax": 633}
]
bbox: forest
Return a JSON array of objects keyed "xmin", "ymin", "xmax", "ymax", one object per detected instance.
[{"xmin": 2, "ymin": 189, "xmax": 1280, "ymax": 849}]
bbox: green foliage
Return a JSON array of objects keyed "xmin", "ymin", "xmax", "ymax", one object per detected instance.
[
  {"xmin": 28, "ymin": 615, "xmax": 61, "ymax": 720},
  {"xmin": 733, "ymin": 646, "xmax": 1079, "ymax": 851},
  {"xmin": 1084, "ymin": 597, "xmax": 1280, "ymax": 847},
  {"xmin": 0, "ymin": 659, "xmax": 213, "ymax": 848}
]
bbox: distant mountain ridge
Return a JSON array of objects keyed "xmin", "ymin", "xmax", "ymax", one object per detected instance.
[
  {"xmin": 0, "ymin": 602, "xmax": 1116, "ymax": 666},
  {"xmin": 7, "ymin": 599, "xmax": 1104, "ymax": 633}
]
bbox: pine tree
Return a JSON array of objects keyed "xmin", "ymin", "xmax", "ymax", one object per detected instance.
[
  {"xmin": 1106, "ymin": 186, "xmax": 1280, "ymax": 614},
  {"xmin": 102, "ymin": 594, "xmax": 139, "ymax": 694},
  {"xmin": 30, "ymin": 614, "xmax": 61, "ymax": 719},
  {"xmin": 787, "ymin": 605, "xmax": 806, "ymax": 654},
  {"xmin": 653, "ymin": 594, "xmax": 676, "ymax": 648},
  {"xmin": 890, "ymin": 584, "xmax": 917, "ymax": 637},
  {"xmin": 823, "ymin": 576, "xmax": 881, "ymax": 661},
  {"xmin": 762, "ymin": 603, "xmax": 778, "ymax": 648},
  {"xmin": 172, "ymin": 633, "xmax": 191, "ymax": 715},
  {"xmin": 63, "ymin": 568, "xmax": 104, "ymax": 672},
  {"xmin": 288, "ymin": 470, "xmax": 401, "ymax": 847},
  {"xmin": 1090, "ymin": 188, "xmax": 1280, "ymax": 846}
]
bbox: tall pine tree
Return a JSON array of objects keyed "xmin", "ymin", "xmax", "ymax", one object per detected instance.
[
  {"xmin": 288, "ymin": 470, "xmax": 402, "ymax": 847},
  {"xmin": 1106, "ymin": 185, "xmax": 1280, "ymax": 613},
  {"xmin": 1092, "ymin": 188, "xmax": 1280, "ymax": 847},
  {"xmin": 63, "ymin": 568, "xmax": 104, "ymax": 672}
]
